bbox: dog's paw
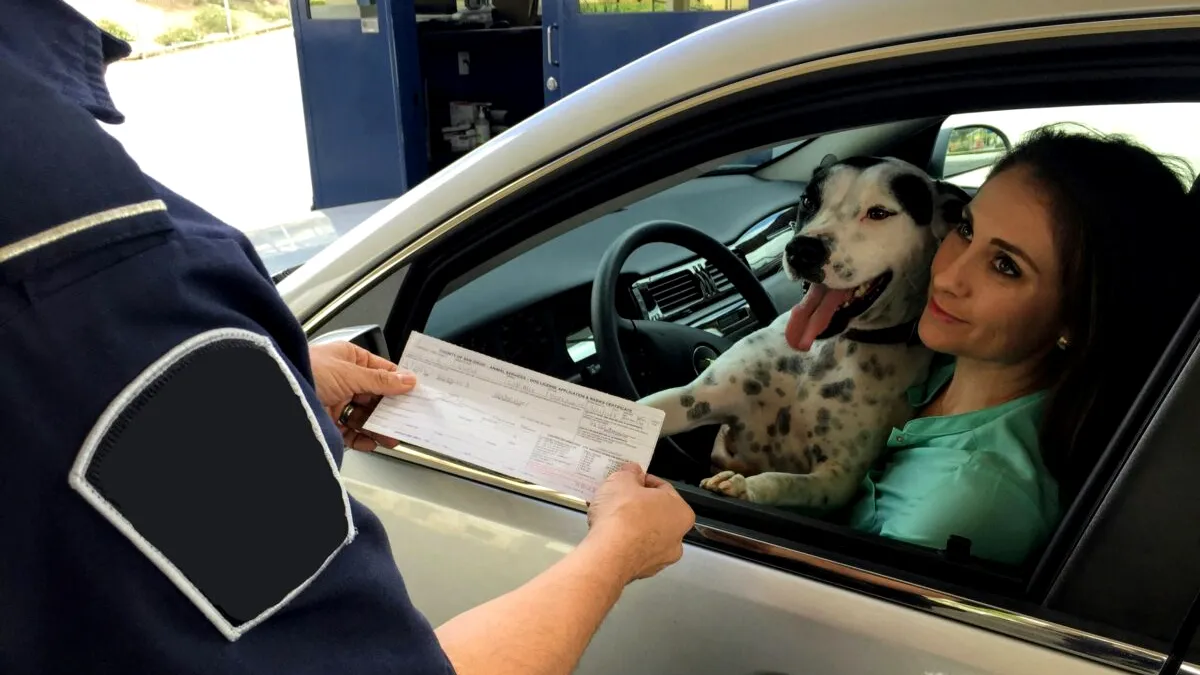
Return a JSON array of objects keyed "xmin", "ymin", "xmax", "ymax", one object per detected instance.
[{"xmin": 700, "ymin": 471, "xmax": 748, "ymax": 499}]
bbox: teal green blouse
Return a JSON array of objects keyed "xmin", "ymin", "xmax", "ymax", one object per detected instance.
[{"xmin": 845, "ymin": 355, "xmax": 1061, "ymax": 566}]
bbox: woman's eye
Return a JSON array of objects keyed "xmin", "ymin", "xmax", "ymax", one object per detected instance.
[
  {"xmin": 993, "ymin": 255, "xmax": 1021, "ymax": 278},
  {"xmin": 955, "ymin": 221, "xmax": 973, "ymax": 241},
  {"xmin": 866, "ymin": 207, "xmax": 893, "ymax": 221}
]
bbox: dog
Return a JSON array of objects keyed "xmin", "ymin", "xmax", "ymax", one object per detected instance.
[{"xmin": 638, "ymin": 155, "xmax": 969, "ymax": 510}]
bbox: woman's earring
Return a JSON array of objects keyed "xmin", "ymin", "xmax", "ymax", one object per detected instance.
[{"xmin": 1057, "ymin": 336, "xmax": 1070, "ymax": 350}]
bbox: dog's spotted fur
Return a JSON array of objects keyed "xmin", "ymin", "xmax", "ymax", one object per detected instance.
[{"xmin": 639, "ymin": 156, "xmax": 968, "ymax": 510}]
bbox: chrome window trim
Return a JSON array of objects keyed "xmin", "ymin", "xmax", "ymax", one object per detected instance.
[{"xmin": 304, "ymin": 13, "xmax": 1200, "ymax": 674}]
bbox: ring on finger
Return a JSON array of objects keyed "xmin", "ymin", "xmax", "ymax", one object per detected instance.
[{"xmin": 338, "ymin": 402, "xmax": 356, "ymax": 427}]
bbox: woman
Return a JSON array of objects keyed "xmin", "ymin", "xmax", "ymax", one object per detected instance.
[{"xmin": 846, "ymin": 127, "xmax": 1199, "ymax": 566}]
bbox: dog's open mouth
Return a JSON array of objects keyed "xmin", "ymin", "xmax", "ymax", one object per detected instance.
[{"xmin": 785, "ymin": 271, "xmax": 892, "ymax": 351}]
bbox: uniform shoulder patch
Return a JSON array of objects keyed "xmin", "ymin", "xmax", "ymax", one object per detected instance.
[{"xmin": 68, "ymin": 328, "xmax": 354, "ymax": 641}]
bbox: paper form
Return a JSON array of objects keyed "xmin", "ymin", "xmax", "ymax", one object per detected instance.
[{"xmin": 362, "ymin": 332, "xmax": 665, "ymax": 501}]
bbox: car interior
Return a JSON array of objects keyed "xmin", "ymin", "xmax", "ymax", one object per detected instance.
[{"xmin": 391, "ymin": 96, "xmax": 1200, "ymax": 606}]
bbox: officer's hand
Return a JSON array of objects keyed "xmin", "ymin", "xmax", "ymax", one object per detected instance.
[
  {"xmin": 309, "ymin": 341, "xmax": 413, "ymax": 451},
  {"xmin": 584, "ymin": 463, "xmax": 695, "ymax": 583}
]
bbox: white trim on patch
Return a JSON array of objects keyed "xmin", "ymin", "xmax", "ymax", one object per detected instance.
[
  {"xmin": 0, "ymin": 199, "xmax": 168, "ymax": 264},
  {"xmin": 67, "ymin": 327, "xmax": 356, "ymax": 642}
]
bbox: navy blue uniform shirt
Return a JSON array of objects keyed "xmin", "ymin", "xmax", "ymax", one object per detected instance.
[{"xmin": 0, "ymin": 2, "xmax": 455, "ymax": 673}]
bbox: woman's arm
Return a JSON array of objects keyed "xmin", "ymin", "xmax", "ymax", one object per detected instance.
[{"xmin": 434, "ymin": 468, "xmax": 695, "ymax": 675}]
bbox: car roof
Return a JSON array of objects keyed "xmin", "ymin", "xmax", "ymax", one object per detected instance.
[{"xmin": 280, "ymin": 0, "xmax": 1200, "ymax": 319}]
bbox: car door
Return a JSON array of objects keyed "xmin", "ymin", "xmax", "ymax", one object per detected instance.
[{"xmin": 295, "ymin": 11, "xmax": 1200, "ymax": 675}]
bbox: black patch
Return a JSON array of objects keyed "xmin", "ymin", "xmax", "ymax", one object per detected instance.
[
  {"xmin": 864, "ymin": 396, "xmax": 879, "ymax": 406},
  {"xmin": 749, "ymin": 442, "xmax": 761, "ymax": 453},
  {"xmin": 767, "ymin": 424, "xmax": 777, "ymax": 437},
  {"xmin": 751, "ymin": 363, "xmax": 772, "ymax": 388},
  {"xmin": 815, "ymin": 407, "xmax": 832, "ymax": 436},
  {"xmin": 819, "ymin": 378, "xmax": 856, "ymax": 403},
  {"xmin": 743, "ymin": 380, "xmax": 763, "ymax": 396},
  {"xmin": 703, "ymin": 370, "xmax": 718, "ymax": 386},
  {"xmin": 729, "ymin": 375, "xmax": 738, "ymax": 384},
  {"xmin": 775, "ymin": 407, "xmax": 792, "ymax": 436},
  {"xmin": 70, "ymin": 333, "xmax": 351, "ymax": 636},
  {"xmin": 776, "ymin": 355, "xmax": 805, "ymax": 375},
  {"xmin": 805, "ymin": 444, "xmax": 829, "ymax": 466},
  {"xmin": 847, "ymin": 342, "xmax": 858, "ymax": 355},
  {"xmin": 860, "ymin": 355, "xmax": 896, "ymax": 380},
  {"xmin": 726, "ymin": 418, "xmax": 746, "ymax": 441},
  {"xmin": 809, "ymin": 346, "xmax": 838, "ymax": 381},
  {"xmin": 832, "ymin": 417, "xmax": 844, "ymax": 431},
  {"xmin": 687, "ymin": 401, "xmax": 712, "ymax": 420},
  {"xmin": 757, "ymin": 400, "xmax": 767, "ymax": 408},
  {"xmin": 775, "ymin": 387, "xmax": 786, "ymax": 397},
  {"xmin": 890, "ymin": 173, "xmax": 934, "ymax": 226},
  {"xmin": 797, "ymin": 177, "xmax": 824, "ymax": 226},
  {"xmin": 680, "ymin": 394, "xmax": 696, "ymax": 408}
]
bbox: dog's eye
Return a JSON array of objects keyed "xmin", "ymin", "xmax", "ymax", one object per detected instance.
[
  {"xmin": 866, "ymin": 207, "xmax": 894, "ymax": 221},
  {"xmin": 800, "ymin": 195, "xmax": 815, "ymax": 210}
]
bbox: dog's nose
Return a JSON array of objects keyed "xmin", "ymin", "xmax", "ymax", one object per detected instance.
[{"xmin": 785, "ymin": 236, "xmax": 828, "ymax": 273}]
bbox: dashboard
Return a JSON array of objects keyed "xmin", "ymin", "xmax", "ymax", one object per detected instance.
[{"xmin": 423, "ymin": 173, "xmax": 808, "ymax": 386}]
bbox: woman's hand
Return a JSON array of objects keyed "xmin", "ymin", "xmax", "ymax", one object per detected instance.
[{"xmin": 309, "ymin": 341, "xmax": 413, "ymax": 451}]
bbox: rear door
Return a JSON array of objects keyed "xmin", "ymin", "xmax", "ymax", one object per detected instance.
[{"xmin": 541, "ymin": 0, "xmax": 777, "ymax": 105}]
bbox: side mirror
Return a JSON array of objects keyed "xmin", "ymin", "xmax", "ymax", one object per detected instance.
[
  {"xmin": 938, "ymin": 124, "xmax": 1012, "ymax": 179},
  {"xmin": 309, "ymin": 324, "xmax": 391, "ymax": 361}
]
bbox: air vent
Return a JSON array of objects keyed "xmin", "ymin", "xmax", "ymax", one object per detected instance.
[
  {"xmin": 702, "ymin": 262, "xmax": 735, "ymax": 294},
  {"xmin": 643, "ymin": 269, "xmax": 704, "ymax": 317}
]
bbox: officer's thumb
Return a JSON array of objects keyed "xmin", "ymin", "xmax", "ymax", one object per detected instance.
[
  {"xmin": 356, "ymin": 364, "xmax": 418, "ymax": 396},
  {"xmin": 607, "ymin": 462, "xmax": 646, "ymax": 487}
]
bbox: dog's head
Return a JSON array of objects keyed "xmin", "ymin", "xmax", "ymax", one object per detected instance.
[{"xmin": 782, "ymin": 155, "xmax": 969, "ymax": 351}]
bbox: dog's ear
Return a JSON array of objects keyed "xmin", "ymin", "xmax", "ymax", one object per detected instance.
[
  {"xmin": 818, "ymin": 153, "xmax": 839, "ymax": 170},
  {"xmin": 932, "ymin": 180, "xmax": 972, "ymax": 240}
]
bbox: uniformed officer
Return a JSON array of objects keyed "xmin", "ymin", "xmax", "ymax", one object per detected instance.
[{"xmin": 0, "ymin": 2, "xmax": 695, "ymax": 673}]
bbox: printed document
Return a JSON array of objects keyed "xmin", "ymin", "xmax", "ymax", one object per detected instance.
[{"xmin": 362, "ymin": 332, "xmax": 665, "ymax": 501}]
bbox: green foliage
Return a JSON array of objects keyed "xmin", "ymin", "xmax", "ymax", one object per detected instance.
[
  {"xmin": 252, "ymin": 2, "xmax": 291, "ymax": 20},
  {"xmin": 155, "ymin": 25, "xmax": 206, "ymax": 45},
  {"xmin": 194, "ymin": 4, "xmax": 239, "ymax": 33},
  {"xmin": 97, "ymin": 18, "xmax": 136, "ymax": 41}
]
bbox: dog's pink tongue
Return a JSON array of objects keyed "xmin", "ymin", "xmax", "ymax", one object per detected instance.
[{"xmin": 785, "ymin": 283, "xmax": 854, "ymax": 351}]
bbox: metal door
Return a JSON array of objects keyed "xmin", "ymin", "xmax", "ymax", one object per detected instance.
[{"xmin": 290, "ymin": 0, "xmax": 427, "ymax": 210}]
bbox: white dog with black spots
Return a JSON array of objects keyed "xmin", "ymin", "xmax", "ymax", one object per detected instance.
[{"xmin": 639, "ymin": 155, "xmax": 969, "ymax": 510}]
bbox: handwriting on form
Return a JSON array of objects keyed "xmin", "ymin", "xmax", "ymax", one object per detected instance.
[{"xmin": 363, "ymin": 332, "xmax": 664, "ymax": 501}]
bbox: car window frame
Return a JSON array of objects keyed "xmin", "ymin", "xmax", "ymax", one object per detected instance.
[{"xmin": 304, "ymin": 16, "xmax": 1200, "ymax": 673}]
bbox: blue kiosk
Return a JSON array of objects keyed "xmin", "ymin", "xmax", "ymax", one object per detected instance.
[{"xmin": 288, "ymin": 0, "xmax": 774, "ymax": 210}]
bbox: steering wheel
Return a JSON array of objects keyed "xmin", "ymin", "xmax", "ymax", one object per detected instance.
[{"xmin": 590, "ymin": 220, "xmax": 779, "ymax": 471}]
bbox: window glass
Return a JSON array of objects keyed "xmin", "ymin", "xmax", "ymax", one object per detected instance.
[{"xmin": 938, "ymin": 103, "xmax": 1200, "ymax": 188}]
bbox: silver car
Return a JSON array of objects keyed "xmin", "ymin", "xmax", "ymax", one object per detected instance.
[{"xmin": 281, "ymin": 1, "xmax": 1200, "ymax": 672}]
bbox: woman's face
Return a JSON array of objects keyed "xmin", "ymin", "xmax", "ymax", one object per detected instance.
[{"xmin": 918, "ymin": 165, "xmax": 1065, "ymax": 366}]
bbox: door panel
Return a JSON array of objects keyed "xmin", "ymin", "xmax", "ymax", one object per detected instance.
[
  {"xmin": 542, "ymin": 0, "xmax": 778, "ymax": 105},
  {"xmin": 290, "ymin": 0, "xmax": 426, "ymax": 209},
  {"xmin": 340, "ymin": 450, "xmax": 1124, "ymax": 674}
]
